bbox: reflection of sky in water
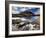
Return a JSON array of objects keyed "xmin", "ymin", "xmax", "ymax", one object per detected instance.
[
  {"xmin": 24, "ymin": 16, "xmax": 39, "ymax": 22},
  {"xmin": 30, "ymin": 16, "xmax": 39, "ymax": 22},
  {"xmin": 12, "ymin": 7, "xmax": 40, "ymax": 22}
]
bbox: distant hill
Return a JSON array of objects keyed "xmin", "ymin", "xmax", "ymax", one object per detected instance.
[
  {"xmin": 12, "ymin": 9, "xmax": 40, "ymax": 17},
  {"xmin": 12, "ymin": 9, "xmax": 34, "ymax": 17},
  {"xmin": 20, "ymin": 9, "xmax": 34, "ymax": 14}
]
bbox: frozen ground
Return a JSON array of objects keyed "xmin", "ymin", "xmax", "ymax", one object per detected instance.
[{"xmin": 12, "ymin": 17, "xmax": 40, "ymax": 31}]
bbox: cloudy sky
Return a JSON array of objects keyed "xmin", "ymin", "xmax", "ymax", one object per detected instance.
[{"xmin": 12, "ymin": 7, "xmax": 40, "ymax": 14}]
